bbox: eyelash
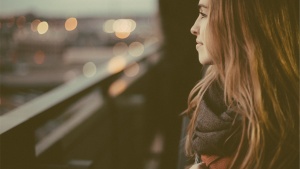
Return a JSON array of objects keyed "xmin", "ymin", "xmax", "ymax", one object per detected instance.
[{"xmin": 199, "ymin": 12, "xmax": 207, "ymax": 19}]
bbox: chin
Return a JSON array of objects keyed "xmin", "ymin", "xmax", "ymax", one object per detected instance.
[
  {"xmin": 198, "ymin": 54, "xmax": 212, "ymax": 65},
  {"xmin": 198, "ymin": 58, "xmax": 212, "ymax": 65}
]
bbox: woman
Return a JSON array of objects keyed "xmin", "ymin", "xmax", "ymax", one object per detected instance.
[{"xmin": 185, "ymin": 0, "xmax": 299, "ymax": 168}]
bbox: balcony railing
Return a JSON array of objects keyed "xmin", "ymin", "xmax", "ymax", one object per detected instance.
[{"xmin": 0, "ymin": 42, "xmax": 162, "ymax": 169}]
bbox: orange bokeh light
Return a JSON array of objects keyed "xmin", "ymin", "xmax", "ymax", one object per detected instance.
[
  {"xmin": 16, "ymin": 16, "xmax": 26, "ymax": 29},
  {"xmin": 107, "ymin": 56, "xmax": 127, "ymax": 74},
  {"xmin": 31, "ymin": 19, "xmax": 41, "ymax": 32},
  {"xmin": 108, "ymin": 79, "xmax": 128, "ymax": 97},
  {"xmin": 115, "ymin": 32, "xmax": 131, "ymax": 39},
  {"xmin": 124, "ymin": 63, "xmax": 140, "ymax": 77},
  {"xmin": 34, "ymin": 50, "xmax": 46, "ymax": 64},
  {"xmin": 65, "ymin": 17, "xmax": 78, "ymax": 31}
]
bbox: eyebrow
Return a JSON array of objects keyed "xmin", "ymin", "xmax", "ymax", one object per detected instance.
[{"xmin": 198, "ymin": 4, "xmax": 208, "ymax": 9}]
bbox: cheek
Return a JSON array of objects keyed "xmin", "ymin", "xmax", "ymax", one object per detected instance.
[
  {"xmin": 203, "ymin": 24, "xmax": 217, "ymax": 63},
  {"xmin": 200, "ymin": 21, "xmax": 208, "ymax": 43}
]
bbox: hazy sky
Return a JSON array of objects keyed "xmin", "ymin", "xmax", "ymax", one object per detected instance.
[{"xmin": 0, "ymin": 0, "xmax": 158, "ymax": 17}]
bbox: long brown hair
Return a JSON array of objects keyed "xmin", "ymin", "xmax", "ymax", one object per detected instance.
[{"xmin": 185, "ymin": 0, "xmax": 299, "ymax": 168}]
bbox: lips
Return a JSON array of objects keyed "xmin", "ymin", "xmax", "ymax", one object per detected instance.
[
  {"xmin": 196, "ymin": 40, "xmax": 203, "ymax": 49},
  {"xmin": 196, "ymin": 40, "xmax": 203, "ymax": 45}
]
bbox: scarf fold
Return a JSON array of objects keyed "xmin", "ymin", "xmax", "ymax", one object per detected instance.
[{"xmin": 191, "ymin": 80, "xmax": 241, "ymax": 156}]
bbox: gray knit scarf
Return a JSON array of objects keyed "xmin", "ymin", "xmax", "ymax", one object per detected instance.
[{"xmin": 192, "ymin": 80, "xmax": 242, "ymax": 156}]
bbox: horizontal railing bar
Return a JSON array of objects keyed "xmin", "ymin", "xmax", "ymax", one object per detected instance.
[
  {"xmin": 0, "ymin": 43, "xmax": 160, "ymax": 135},
  {"xmin": 35, "ymin": 89, "xmax": 103, "ymax": 156},
  {"xmin": 36, "ymin": 55, "xmax": 157, "ymax": 156}
]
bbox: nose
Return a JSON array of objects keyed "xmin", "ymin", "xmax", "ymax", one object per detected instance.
[{"xmin": 190, "ymin": 21, "xmax": 199, "ymax": 36}]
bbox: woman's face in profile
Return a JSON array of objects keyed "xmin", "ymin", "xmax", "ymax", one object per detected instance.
[{"xmin": 190, "ymin": 0, "xmax": 212, "ymax": 65}]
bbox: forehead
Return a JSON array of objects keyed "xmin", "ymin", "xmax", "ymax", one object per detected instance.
[{"xmin": 199, "ymin": 0, "xmax": 209, "ymax": 7}]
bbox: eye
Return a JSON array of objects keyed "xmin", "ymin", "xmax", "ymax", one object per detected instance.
[{"xmin": 199, "ymin": 12, "xmax": 207, "ymax": 19}]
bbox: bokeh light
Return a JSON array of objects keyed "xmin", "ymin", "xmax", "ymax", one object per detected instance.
[
  {"xmin": 108, "ymin": 79, "xmax": 128, "ymax": 97},
  {"xmin": 113, "ymin": 42, "xmax": 128, "ymax": 55},
  {"xmin": 34, "ymin": 50, "xmax": 46, "ymax": 65},
  {"xmin": 112, "ymin": 19, "xmax": 136, "ymax": 39},
  {"xmin": 129, "ymin": 42, "xmax": 144, "ymax": 56},
  {"xmin": 128, "ymin": 19, "xmax": 136, "ymax": 32},
  {"xmin": 113, "ymin": 19, "xmax": 132, "ymax": 33},
  {"xmin": 16, "ymin": 16, "xmax": 26, "ymax": 29},
  {"xmin": 103, "ymin": 19, "xmax": 115, "ymax": 33},
  {"xmin": 65, "ymin": 17, "xmax": 78, "ymax": 31},
  {"xmin": 107, "ymin": 56, "xmax": 127, "ymax": 74},
  {"xmin": 102, "ymin": 19, "xmax": 137, "ymax": 38},
  {"xmin": 37, "ymin": 21, "xmax": 49, "ymax": 34},
  {"xmin": 31, "ymin": 19, "xmax": 41, "ymax": 32},
  {"xmin": 124, "ymin": 63, "xmax": 140, "ymax": 77},
  {"xmin": 115, "ymin": 32, "xmax": 130, "ymax": 39},
  {"xmin": 83, "ymin": 62, "xmax": 97, "ymax": 78}
]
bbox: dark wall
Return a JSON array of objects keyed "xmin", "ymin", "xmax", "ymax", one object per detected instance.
[{"xmin": 155, "ymin": 0, "xmax": 202, "ymax": 168}]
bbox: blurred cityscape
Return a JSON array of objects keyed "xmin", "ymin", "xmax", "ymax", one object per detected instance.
[
  {"xmin": 0, "ymin": 8, "xmax": 161, "ymax": 115},
  {"xmin": 0, "ymin": 1, "xmax": 202, "ymax": 168}
]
